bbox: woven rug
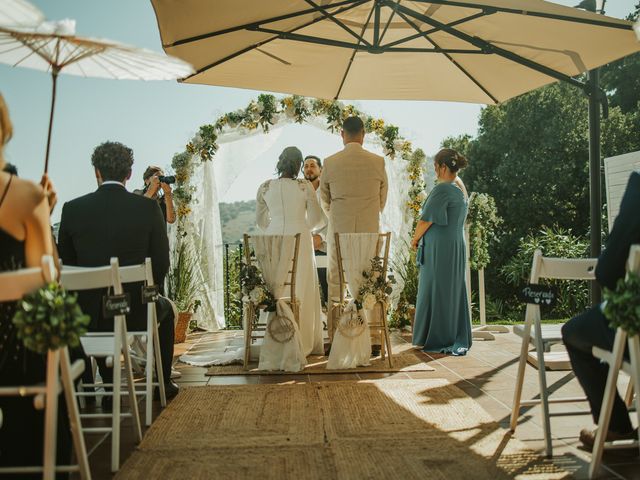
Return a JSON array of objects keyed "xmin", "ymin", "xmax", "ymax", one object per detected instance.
[{"xmin": 117, "ymin": 380, "xmax": 569, "ymax": 479}]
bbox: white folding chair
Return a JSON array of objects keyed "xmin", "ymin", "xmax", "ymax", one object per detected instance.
[
  {"xmin": 59, "ymin": 258, "xmax": 142, "ymax": 473},
  {"xmin": 510, "ymin": 250, "xmax": 596, "ymax": 457},
  {"xmin": 0, "ymin": 255, "xmax": 91, "ymax": 480},
  {"xmin": 589, "ymin": 245, "xmax": 640, "ymax": 478}
]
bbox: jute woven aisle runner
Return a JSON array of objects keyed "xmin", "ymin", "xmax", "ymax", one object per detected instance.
[{"xmin": 116, "ymin": 379, "xmax": 569, "ymax": 479}]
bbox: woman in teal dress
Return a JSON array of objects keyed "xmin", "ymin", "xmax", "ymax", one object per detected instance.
[{"xmin": 411, "ymin": 148, "xmax": 471, "ymax": 355}]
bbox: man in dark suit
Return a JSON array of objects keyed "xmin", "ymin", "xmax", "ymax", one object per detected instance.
[
  {"xmin": 562, "ymin": 171, "xmax": 640, "ymax": 450},
  {"xmin": 58, "ymin": 141, "xmax": 178, "ymax": 399}
]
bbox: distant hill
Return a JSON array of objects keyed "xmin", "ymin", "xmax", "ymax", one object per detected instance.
[{"xmin": 220, "ymin": 200, "xmax": 257, "ymax": 244}]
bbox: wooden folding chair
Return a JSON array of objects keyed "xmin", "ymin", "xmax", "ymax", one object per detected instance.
[
  {"xmin": 589, "ymin": 244, "xmax": 640, "ymax": 478},
  {"xmin": 242, "ymin": 233, "xmax": 301, "ymax": 369},
  {"xmin": 332, "ymin": 232, "xmax": 394, "ymax": 368},
  {"xmin": 510, "ymin": 249, "xmax": 596, "ymax": 457},
  {"xmin": 59, "ymin": 257, "xmax": 142, "ymax": 473},
  {"xmin": 0, "ymin": 255, "xmax": 91, "ymax": 480}
]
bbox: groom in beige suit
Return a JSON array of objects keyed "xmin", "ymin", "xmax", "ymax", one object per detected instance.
[{"xmin": 320, "ymin": 116, "xmax": 388, "ymax": 306}]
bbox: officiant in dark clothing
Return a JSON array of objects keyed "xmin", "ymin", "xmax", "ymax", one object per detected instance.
[
  {"xmin": 58, "ymin": 141, "xmax": 179, "ymax": 400},
  {"xmin": 561, "ymin": 171, "xmax": 640, "ymax": 451}
]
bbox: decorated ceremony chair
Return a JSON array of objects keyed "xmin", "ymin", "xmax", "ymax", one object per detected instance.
[
  {"xmin": 510, "ymin": 249, "xmax": 596, "ymax": 457},
  {"xmin": 0, "ymin": 255, "xmax": 91, "ymax": 479},
  {"xmin": 331, "ymin": 232, "xmax": 394, "ymax": 368},
  {"xmin": 242, "ymin": 233, "xmax": 301, "ymax": 369}
]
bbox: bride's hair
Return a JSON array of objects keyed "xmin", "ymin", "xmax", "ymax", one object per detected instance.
[
  {"xmin": 276, "ymin": 146, "xmax": 303, "ymax": 179},
  {"xmin": 435, "ymin": 148, "xmax": 468, "ymax": 173}
]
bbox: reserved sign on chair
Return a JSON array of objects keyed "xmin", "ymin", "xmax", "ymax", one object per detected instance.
[{"xmin": 519, "ymin": 284, "xmax": 557, "ymax": 306}]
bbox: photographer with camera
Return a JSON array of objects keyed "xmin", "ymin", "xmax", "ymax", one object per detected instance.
[{"xmin": 135, "ymin": 166, "xmax": 176, "ymax": 225}]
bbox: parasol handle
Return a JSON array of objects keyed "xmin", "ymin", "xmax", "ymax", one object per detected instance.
[{"xmin": 44, "ymin": 70, "xmax": 59, "ymax": 174}]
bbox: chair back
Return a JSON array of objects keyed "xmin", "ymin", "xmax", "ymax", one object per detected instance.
[
  {"xmin": 60, "ymin": 258, "xmax": 122, "ymax": 293},
  {"xmin": 0, "ymin": 255, "xmax": 56, "ymax": 302},
  {"xmin": 243, "ymin": 234, "xmax": 300, "ymax": 302}
]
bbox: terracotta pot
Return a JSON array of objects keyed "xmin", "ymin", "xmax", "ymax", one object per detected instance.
[{"xmin": 175, "ymin": 312, "xmax": 192, "ymax": 344}]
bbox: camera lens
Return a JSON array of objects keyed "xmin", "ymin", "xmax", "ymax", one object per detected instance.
[{"xmin": 158, "ymin": 175, "xmax": 176, "ymax": 184}]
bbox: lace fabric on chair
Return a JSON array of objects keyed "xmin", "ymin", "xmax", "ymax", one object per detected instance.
[
  {"xmin": 327, "ymin": 233, "xmax": 380, "ymax": 370},
  {"xmin": 253, "ymin": 235, "xmax": 306, "ymax": 372}
]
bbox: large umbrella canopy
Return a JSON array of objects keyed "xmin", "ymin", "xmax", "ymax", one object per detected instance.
[
  {"xmin": 0, "ymin": 0, "xmax": 43, "ymax": 28},
  {"xmin": 151, "ymin": 0, "xmax": 639, "ymax": 103},
  {"xmin": 0, "ymin": 19, "xmax": 194, "ymax": 171}
]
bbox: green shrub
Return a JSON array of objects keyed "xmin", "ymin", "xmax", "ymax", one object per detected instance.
[{"xmin": 500, "ymin": 226, "xmax": 590, "ymax": 319}]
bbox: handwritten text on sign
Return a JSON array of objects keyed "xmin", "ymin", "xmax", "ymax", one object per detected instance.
[{"xmin": 519, "ymin": 284, "xmax": 557, "ymax": 307}]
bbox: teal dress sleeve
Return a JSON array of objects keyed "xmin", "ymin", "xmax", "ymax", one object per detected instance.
[{"xmin": 420, "ymin": 184, "xmax": 449, "ymax": 225}]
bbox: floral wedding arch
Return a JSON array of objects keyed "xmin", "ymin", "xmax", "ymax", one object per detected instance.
[{"xmin": 170, "ymin": 94, "xmax": 428, "ymax": 330}]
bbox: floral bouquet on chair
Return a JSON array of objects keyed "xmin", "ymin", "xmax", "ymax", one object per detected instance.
[
  {"xmin": 239, "ymin": 259, "xmax": 276, "ymax": 312},
  {"xmin": 357, "ymin": 256, "xmax": 396, "ymax": 310}
]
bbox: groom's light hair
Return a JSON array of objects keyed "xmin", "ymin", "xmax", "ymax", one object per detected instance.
[{"xmin": 342, "ymin": 116, "xmax": 364, "ymax": 137}]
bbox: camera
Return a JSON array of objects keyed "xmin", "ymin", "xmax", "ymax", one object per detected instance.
[{"xmin": 158, "ymin": 175, "xmax": 176, "ymax": 185}]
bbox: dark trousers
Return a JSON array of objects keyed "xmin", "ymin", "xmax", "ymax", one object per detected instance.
[
  {"xmin": 85, "ymin": 297, "xmax": 175, "ymax": 387},
  {"xmin": 315, "ymin": 250, "xmax": 328, "ymax": 307},
  {"xmin": 561, "ymin": 305, "xmax": 633, "ymax": 434}
]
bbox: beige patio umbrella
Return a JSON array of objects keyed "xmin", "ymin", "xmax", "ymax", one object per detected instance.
[
  {"xmin": 0, "ymin": 0, "xmax": 43, "ymax": 28},
  {"xmin": 0, "ymin": 19, "xmax": 194, "ymax": 172},
  {"xmin": 151, "ymin": 0, "xmax": 639, "ymax": 103}
]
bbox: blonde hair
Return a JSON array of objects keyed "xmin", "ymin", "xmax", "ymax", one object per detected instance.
[{"xmin": 0, "ymin": 93, "xmax": 13, "ymax": 167}]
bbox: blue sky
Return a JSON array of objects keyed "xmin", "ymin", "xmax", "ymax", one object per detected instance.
[{"xmin": 2, "ymin": 0, "xmax": 636, "ymax": 221}]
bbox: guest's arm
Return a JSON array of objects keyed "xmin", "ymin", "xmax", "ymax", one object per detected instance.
[
  {"xmin": 162, "ymin": 183, "xmax": 176, "ymax": 224},
  {"xmin": 24, "ymin": 185, "xmax": 54, "ymax": 268},
  {"xmin": 411, "ymin": 220, "xmax": 432, "ymax": 250},
  {"xmin": 149, "ymin": 201, "xmax": 170, "ymax": 286}
]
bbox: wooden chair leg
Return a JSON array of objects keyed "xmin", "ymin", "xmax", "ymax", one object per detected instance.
[
  {"xmin": 145, "ymin": 322, "xmax": 153, "ymax": 426},
  {"xmin": 623, "ymin": 381, "xmax": 634, "ymax": 407},
  {"xmin": 111, "ymin": 322, "xmax": 122, "ymax": 473},
  {"xmin": 60, "ymin": 348, "xmax": 92, "ymax": 480},
  {"xmin": 533, "ymin": 314, "xmax": 553, "ymax": 458},
  {"xmin": 152, "ymin": 316, "xmax": 166, "ymax": 408},
  {"xmin": 121, "ymin": 323, "xmax": 143, "ymax": 444},
  {"xmin": 382, "ymin": 305, "xmax": 393, "ymax": 368},
  {"xmin": 244, "ymin": 304, "xmax": 253, "ymax": 370},
  {"xmin": 589, "ymin": 331, "xmax": 627, "ymax": 479},
  {"xmin": 510, "ymin": 311, "xmax": 532, "ymax": 432},
  {"xmin": 43, "ymin": 349, "xmax": 60, "ymax": 480}
]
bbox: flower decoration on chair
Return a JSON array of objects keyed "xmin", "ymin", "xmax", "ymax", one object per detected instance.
[
  {"xmin": 239, "ymin": 258, "xmax": 276, "ymax": 313},
  {"xmin": 603, "ymin": 271, "xmax": 640, "ymax": 336},
  {"xmin": 466, "ymin": 192, "xmax": 502, "ymax": 271},
  {"xmin": 12, "ymin": 282, "xmax": 91, "ymax": 354},
  {"xmin": 358, "ymin": 256, "xmax": 396, "ymax": 310}
]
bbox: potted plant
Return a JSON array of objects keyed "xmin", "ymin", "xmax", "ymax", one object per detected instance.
[{"xmin": 166, "ymin": 240, "xmax": 202, "ymax": 344}]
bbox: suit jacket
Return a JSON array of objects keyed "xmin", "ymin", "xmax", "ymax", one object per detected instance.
[
  {"xmin": 320, "ymin": 143, "xmax": 388, "ymax": 233},
  {"xmin": 596, "ymin": 171, "xmax": 640, "ymax": 290},
  {"xmin": 58, "ymin": 183, "xmax": 170, "ymax": 331}
]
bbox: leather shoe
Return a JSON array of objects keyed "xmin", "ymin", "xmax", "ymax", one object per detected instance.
[
  {"xmin": 155, "ymin": 381, "xmax": 180, "ymax": 401},
  {"xmin": 580, "ymin": 427, "xmax": 638, "ymax": 454}
]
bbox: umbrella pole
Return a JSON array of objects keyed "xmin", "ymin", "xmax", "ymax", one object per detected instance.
[
  {"xmin": 44, "ymin": 70, "xmax": 59, "ymax": 174},
  {"xmin": 588, "ymin": 68, "xmax": 602, "ymax": 305}
]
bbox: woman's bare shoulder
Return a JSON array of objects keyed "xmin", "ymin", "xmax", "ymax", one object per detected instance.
[{"xmin": 4, "ymin": 175, "xmax": 45, "ymax": 214}]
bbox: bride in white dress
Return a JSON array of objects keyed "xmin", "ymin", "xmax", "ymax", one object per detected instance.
[{"xmin": 256, "ymin": 146, "xmax": 326, "ymax": 365}]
